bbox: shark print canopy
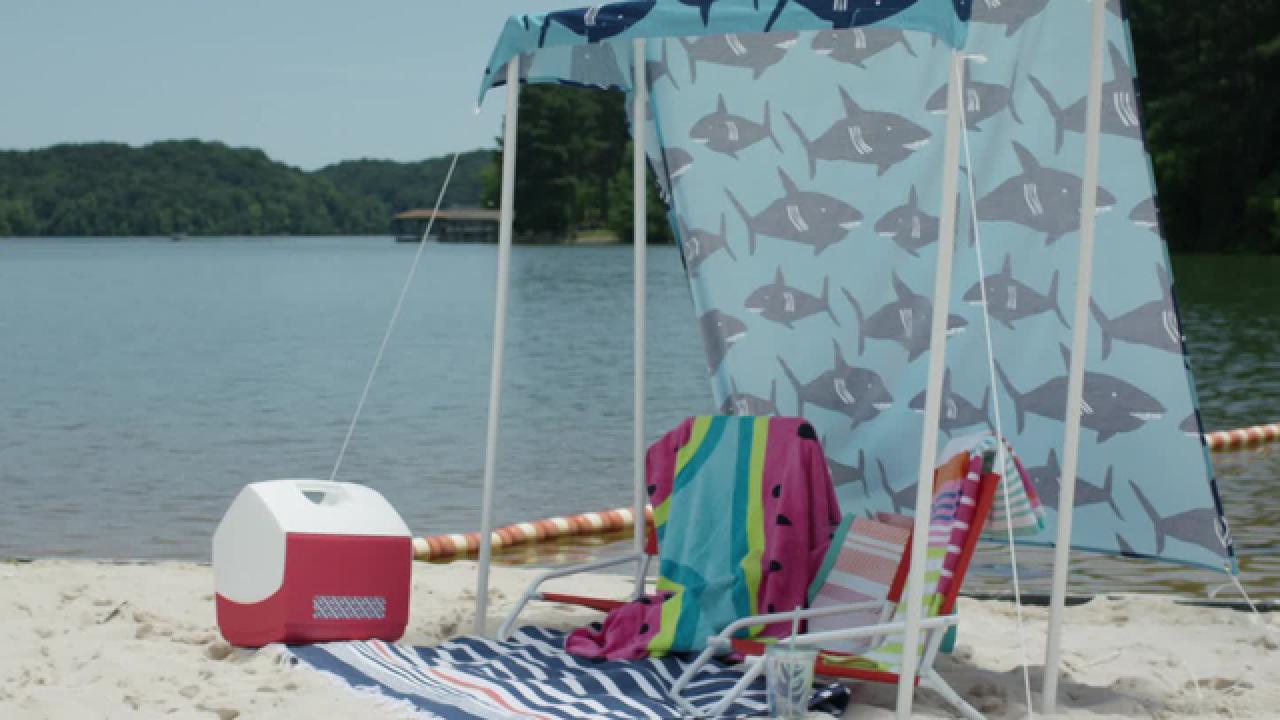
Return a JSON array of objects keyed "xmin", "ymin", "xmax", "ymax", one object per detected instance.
[{"xmin": 480, "ymin": 0, "xmax": 1234, "ymax": 573}]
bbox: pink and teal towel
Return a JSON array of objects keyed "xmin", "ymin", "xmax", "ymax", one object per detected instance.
[{"xmin": 565, "ymin": 416, "xmax": 842, "ymax": 660}]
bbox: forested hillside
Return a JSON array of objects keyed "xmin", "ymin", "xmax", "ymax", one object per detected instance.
[
  {"xmin": 317, "ymin": 151, "xmax": 492, "ymax": 219},
  {"xmin": 1, "ymin": 0, "xmax": 1275, "ymax": 249},
  {"xmin": 0, "ymin": 142, "xmax": 492, "ymax": 237}
]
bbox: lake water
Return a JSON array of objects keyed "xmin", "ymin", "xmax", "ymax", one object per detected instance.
[{"xmin": 2, "ymin": 238, "xmax": 1278, "ymax": 598}]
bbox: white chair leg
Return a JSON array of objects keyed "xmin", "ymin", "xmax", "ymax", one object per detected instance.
[
  {"xmin": 671, "ymin": 645, "xmax": 722, "ymax": 716},
  {"xmin": 705, "ymin": 656, "xmax": 765, "ymax": 719},
  {"xmin": 921, "ymin": 668, "xmax": 985, "ymax": 720}
]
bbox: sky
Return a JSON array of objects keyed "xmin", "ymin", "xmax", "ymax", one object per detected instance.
[{"xmin": 0, "ymin": 1, "xmax": 573, "ymax": 170}]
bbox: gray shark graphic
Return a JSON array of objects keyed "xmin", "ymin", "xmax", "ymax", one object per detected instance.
[
  {"xmin": 811, "ymin": 28, "xmax": 917, "ymax": 68},
  {"xmin": 569, "ymin": 44, "xmax": 627, "ymax": 90},
  {"xmin": 726, "ymin": 168, "xmax": 862, "ymax": 255},
  {"xmin": 779, "ymin": 340, "xmax": 893, "ymax": 428},
  {"xmin": 745, "ymin": 268, "xmax": 839, "ymax": 329},
  {"xmin": 699, "ymin": 309, "xmax": 747, "ymax": 374},
  {"xmin": 785, "ymin": 88, "xmax": 932, "ymax": 178},
  {"xmin": 678, "ymin": 214, "xmax": 736, "ymax": 275},
  {"xmin": 1026, "ymin": 449, "xmax": 1124, "ymax": 519},
  {"xmin": 995, "ymin": 344, "xmax": 1166, "ymax": 443},
  {"xmin": 828, "ymin": 448, "xmax": 870, "ymax": 496},
  {"xmin": 977, "ymin": 142, "xmax": 1116, "ymax": 245},
  {"xmin": 878, "ymin": 458, "xmax": 917, "ymax": 516},
  {"xmin": 646, "ymin": 39, "xmax": 680, "ymax": 92},
  {"xmin": 971, "ymin": 0, "xmax": 1048, "ymax": 37},
  {"xmin": 1029, "ymin": 43, "xmax": 1143, "ymax": 153},
  {"xmin": 539, "ymin": 2, "xmax": 657, "ymax": 47},
  {"xmin": 908, "ymin": 371, "xmax": 992, "ymax": 438},
  {"xmin": 875, "ymin": 186, "xmax": 939, "ymax": 257},
  {"xmin": 679, "ymin": 32, "xmax": 798, "ymax": 82},
  {"xmin": 844, "ymin": 275, "xmax": 969, "ymax": 362},
  {"xmin": 690, "ymin": 95, "xmax": 782, "ymax": 158},
  {"xmin": 666, "ymin": 148, "xmax": 694, "ymax": 182},
  {"xmin": 657, "ymin": 148, "xmax": 695, "ymax": 201},
  {"xmin": 1114, "ymin": 532, "xmax": 1141, "ymax": 558},
  {"xmin": 1130, "ymin": 480, "xmax": 1231, "ymax": 557},
  {"xmin": 925, "ymin": 63, "xmax": 1023, "ymax": 131},
  {"xmin": 1179, "ymin": 412, "xmax": 1201, "ymax": 438},
  {"xmin": 1130, "ymin": 197, "xmax": 1159, "ymax": 234},
  {"xmin": 962, "ymin": 254, "xmax": 1067, "ymax": 329},
  {"xmin": 1090, "ymin": 264, "xmax": 1183, "ymax": 360},
  {"xmin": 1108, "ymin": 0, "xmax": 1124, "ymax": 18},
  {"xmin": 721, "ymin": 378, "xmax": 779, "ymax": 416}
]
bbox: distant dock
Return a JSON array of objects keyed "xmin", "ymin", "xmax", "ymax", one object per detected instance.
[{"xmin": 393, "ymin": 209, "xmax": 501, "ymax": 243}]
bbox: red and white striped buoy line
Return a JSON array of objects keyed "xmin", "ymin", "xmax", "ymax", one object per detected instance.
[
  {"xmin": 412, "ymin": 422, "xmax": 1278, "ymax": 562},
  {"xmin": 1204, "ymin": 422, "xmax": 1280, "ymax": 453},
  {"xmin": 413, "ymin": 506, "xmax": 654, "ymax": 562}
]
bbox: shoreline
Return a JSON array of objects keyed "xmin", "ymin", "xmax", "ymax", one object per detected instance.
[
  {"xmin": 3, "ymin": 560, "xmax": 1278, "ymax": 719},
  {"xmin": 6, "ymin": 555, "xmax": 1276, "ymax": 614}
]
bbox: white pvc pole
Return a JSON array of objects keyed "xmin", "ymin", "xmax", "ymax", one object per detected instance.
[
  {"xmin": 895, "ymin": 50, "xmax": 966, "ymax": 719},
  {"xmin": 1044, "ymin": 0, "xmax": 1109, "ymax": 710},
  {"xmin": 631, "ymin": 39, "xmax": 650, "ymax": 596},
  {"xmin": 474, "ymin": 60, "xmax": 521, "ymax": 636}
]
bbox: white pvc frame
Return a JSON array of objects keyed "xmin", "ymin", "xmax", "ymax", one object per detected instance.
[
  {"xmin": 472, "ymin": 6, "xmax": 1111, "ymax": 713},
  {"xmin": 892, "ymin": 48, "xmax": 967, "ymax": 720},
  {"xmin": 476, "ymin": 40, "xmax": 653, "ymax": 637},
  {"xmin": 1044, "ymin": 0, "xmax": 1110, "ymax": 710},
  {"xmin": 473, "ymin": 58, "xmax": 522, "ymax": 635}
]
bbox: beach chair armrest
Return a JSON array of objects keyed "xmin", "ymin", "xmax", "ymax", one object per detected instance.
[
  {"xmin": 497, "ymin": 552, "xmax": 649, "ymax": 639},
  {"xmin": 784, "ymin": 613, "xmax": 958, "ymax": 648}
]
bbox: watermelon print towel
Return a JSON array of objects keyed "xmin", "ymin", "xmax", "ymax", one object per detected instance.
[{"xmin": 566, "ymin": 416, "xmax": 842, "ymax": 660}]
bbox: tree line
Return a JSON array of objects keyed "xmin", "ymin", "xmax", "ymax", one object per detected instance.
[
  {"xmin": 479, "ymin": 85, "xmax": 673, "ymax": 243},
  {"xmin": 0, "ymin": 140, "xmax": 492, "ymax": 237},
  {"xmin": 2, "ymin": 0, "xmax": 1274, "ymax": 251},
  {"xmin": 1128, "ymin": 0, "xmax": 1278, "ymax": 252}
]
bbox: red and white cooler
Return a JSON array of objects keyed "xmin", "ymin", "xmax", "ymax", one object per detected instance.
[{"xmin": 213, "ymin": 479, "xmax": 412, "ymax": 647}]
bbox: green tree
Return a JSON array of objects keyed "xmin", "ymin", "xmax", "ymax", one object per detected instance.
[
  {"xmin": 1128, "ymin": 0, "xmax": 1280, "ymax": 253},
  {"xmin": 606, "ymin": 143, "xmax": 675, "ymax": 245}
]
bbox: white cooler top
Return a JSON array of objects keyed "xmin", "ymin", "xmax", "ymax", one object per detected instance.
[{"xmin": 213, "ymin": 479, "xmax": 411, "ymax": 604}]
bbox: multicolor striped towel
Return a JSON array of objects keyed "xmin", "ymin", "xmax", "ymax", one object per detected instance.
[
  {"xmin": 286, "ymin": 627, "xmax": 850, "ymax": 719},
  {"xmin": 942, "ymin": 433, "xmax": 1046, "ymax": 538},
  {"xmin": 567, "ymin": 416, "xmax": 842, "ymax": 659}
]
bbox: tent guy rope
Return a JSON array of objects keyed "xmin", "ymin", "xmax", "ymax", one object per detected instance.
[
  {"xmin": 329, "ymin": 151, "xmax": 463, "ymax": 483},
  {"xmin": 959, "ymin": 53, "xmax": 1037, "ymax": 720}
]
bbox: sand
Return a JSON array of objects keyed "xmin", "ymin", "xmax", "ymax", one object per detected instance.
[{"xmin": 1, "ymin": 559, "xmax": 1277, "ymax": 719}]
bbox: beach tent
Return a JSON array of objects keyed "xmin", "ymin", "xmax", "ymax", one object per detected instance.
[{"xmin": 473, "ymin": 0, "xmax": 1235, "ymax": 714}]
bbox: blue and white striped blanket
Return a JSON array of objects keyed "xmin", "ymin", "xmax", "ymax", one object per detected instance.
[{"xmin": 287, "ymin": 627, "xmax": 849, "ymax": 719}]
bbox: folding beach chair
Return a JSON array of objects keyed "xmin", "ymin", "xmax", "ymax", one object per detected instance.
[
  {"xmin": 497, "ymin": 520, "xmax": 659, "ymax": 638},
  {"xmin": 499, "ymin": 415, "xmax": 840, "ymax": 646},
  {"xmin": 671, "ymin": 453, "xmax": 1001, "ymax": 720}
]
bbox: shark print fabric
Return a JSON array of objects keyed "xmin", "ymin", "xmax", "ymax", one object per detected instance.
[{"xmin": 479, "ymin": 0, "xmax": 1234, "ymax": 573}]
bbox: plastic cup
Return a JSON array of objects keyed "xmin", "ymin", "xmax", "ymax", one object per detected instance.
[{"xmin": 764, "ymin": 645, "xmax": 818, "ymax": 719}]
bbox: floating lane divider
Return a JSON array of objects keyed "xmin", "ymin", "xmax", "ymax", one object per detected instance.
[
  {"xmin": 1204, "ymin": 422, "xmax": 1280, "ymax": 453},
  {"xmin": 412, "ymin": 422, "xmax": 1278, "ymax": 563},
  {"xmin": 413, "ymin": 506, "xmax": 655, "ymax": 562}
]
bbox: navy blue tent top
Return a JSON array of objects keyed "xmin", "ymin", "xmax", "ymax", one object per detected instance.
[{"xmin": 480, "ymin": 0, "xmax": 971, "ymax": 102}]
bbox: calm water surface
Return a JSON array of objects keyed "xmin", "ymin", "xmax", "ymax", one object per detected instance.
[{"xmin": 1, "ymin": 239, "xmax": 1277, "ymax": 599}]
